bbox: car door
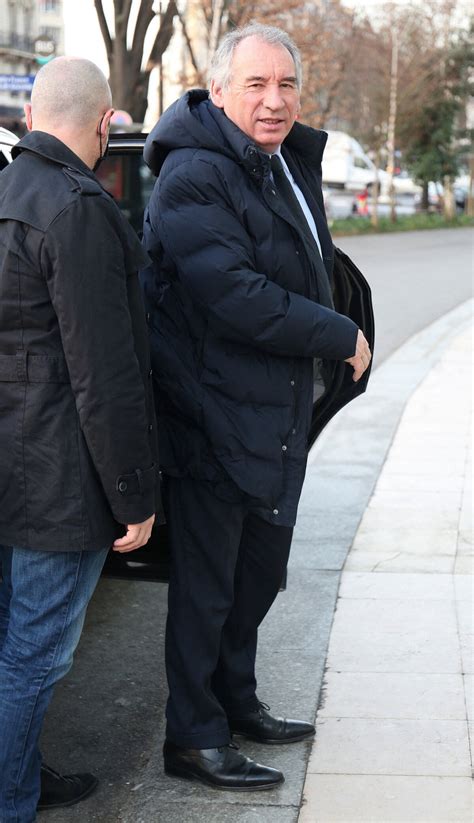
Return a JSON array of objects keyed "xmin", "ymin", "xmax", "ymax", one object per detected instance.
[{"xmin": 99, "ymin": 133, "xmax": 375, "ymax": 583}]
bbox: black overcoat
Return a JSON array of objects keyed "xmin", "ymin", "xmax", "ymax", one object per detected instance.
[
  {"xmin": 0, "ymin": 131, "xmax": 162, "ymax": 551},
  {"xmin": 142, "ymin": 92, "xmax": 359, "ymax": 526}
]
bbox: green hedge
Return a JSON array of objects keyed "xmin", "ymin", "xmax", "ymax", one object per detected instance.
[{"xmin": 331, "ymin": 213, "xmax": 474, "ymax": 237}]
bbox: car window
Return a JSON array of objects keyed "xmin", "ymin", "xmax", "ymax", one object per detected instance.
[
  {"xmin": 95, "ymin": 153, "xmax": 155, "ymax": 236},
  {"xmin": 354, "ymin": 156, "xmax": 371, "ymax": 170}
]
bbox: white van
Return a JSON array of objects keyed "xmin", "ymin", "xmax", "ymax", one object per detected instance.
[
  {"xmin": 322, "ymin": 130, "xmax": 421, "ymax": 215},
  {"xmin": 322, "ymin": 131, "xmax": 378, "ymax": 191}
]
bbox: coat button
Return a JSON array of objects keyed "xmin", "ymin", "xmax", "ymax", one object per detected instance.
[
  {"xmin": 273, "ymin": 508, "xmax": 279, "ymax": 515},
  {"xmin": 290, "ymin": 380, "xmax": 295, "ymax": 386},
  {"xmin": 148, "ymin": 368, "xmax": 153, "ymax": 377},
  {"xmin": 282, "ymin": 445, "xmax": 287, "ymax": 452},
  {"xmin": 118, "ymin": 480, "xmax": 128, "ymax": 493},
  {"xmin": 148, "ymin": 424, "xmax": 153, "ymax": 432},
  {"xmin": 292, "ymin": 428, "xmax": 296, "ymax": 434},
  {"xmin": 296, "ymin": 250, "xmax": 299, "ymax": 255}
]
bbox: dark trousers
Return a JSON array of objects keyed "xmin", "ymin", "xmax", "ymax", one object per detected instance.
[{"xmin": 164, "ymin": 476, "xmax": 293, "ymax": 749}]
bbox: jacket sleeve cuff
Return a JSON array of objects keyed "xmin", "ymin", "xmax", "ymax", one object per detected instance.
[
  {"xmin": 115, "ymin": 463, "xmax": 156, "ymax": 496},
  {"xmin": 339, "ymin": 316, "xmax": 359, "ymax": 360},
  {"xmin": 111, "ymin": 464, "xmax": 157, "ymax": 524}
]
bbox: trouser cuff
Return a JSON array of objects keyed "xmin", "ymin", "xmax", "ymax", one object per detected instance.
[{"xmin": 165, "ymin": 726, "xmax": 231, "ymax": 750}]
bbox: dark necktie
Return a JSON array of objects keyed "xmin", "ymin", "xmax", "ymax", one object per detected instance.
[
  {"xmin": 270, "ymin": 154, "xmax": 334, "ymax": 309},
  {"xmin": 270, "ymin": 154, "xmax": 318, "ymax": 251}
]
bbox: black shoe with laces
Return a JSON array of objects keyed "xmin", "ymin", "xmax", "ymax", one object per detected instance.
[
  {"xmin": 163, "ymin": 739, "xmax": 284, "ymax": 790},
  {"xmin": 37, "ymin": 764, "xmax": 98, "ymax": 810},
  {"xmin": 229, "ymin": 701, "xmax": 315, "ymax": 744}
]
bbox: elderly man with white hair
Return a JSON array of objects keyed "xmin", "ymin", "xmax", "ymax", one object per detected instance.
[
  {"xmin": 142, "ymin": 22, "xmax": 371, "ymax": 791},
  {"xmin": 0, "ymin": 57, "xmax": 161, "ymax": 821}
]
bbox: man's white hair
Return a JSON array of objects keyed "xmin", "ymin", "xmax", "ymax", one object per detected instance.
[
  {"xmin": 210, "ymin": 23, "xmax": 303, "ymax": 91},
  {"xmin": 31, "ymin": 56, "xmax": 112, "ymax": 128}
]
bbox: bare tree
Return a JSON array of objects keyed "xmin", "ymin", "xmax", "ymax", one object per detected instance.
[
  {"xmin": 294, "ymin": 1, "xmax": 360, "ymax": 129},
  {"xmin": 94, "ymin": 0, "xmax": 178, "ymax": 123},
  {"xmin": 175, "ymin": 0, "xmax": 302, "ymax": 88}
]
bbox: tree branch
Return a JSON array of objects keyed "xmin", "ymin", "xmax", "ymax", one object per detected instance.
[
  {"xmin": 175, "ymin": 7, "xmax": 201, "ymax": 76},
  {"xmin": 208, "ymin": 0, "xmax": 227, "ymax": 64},
  {"xmin": 131, "ymin": 0, "xmax": 155, "ymax": 57},
  {"xmin": 93, "ymin": 0, "xmax": 113, "ymax": 58},
  {"xmin": 116, "ymin": 0, "xmax": 133, "ymax": 36},
  {"xmin": 146, "ymin": 0, "xmax": 178, "ymax": 69}
]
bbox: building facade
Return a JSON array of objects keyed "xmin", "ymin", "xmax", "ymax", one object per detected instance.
[{"xmin": 0, "ymin": 0, "xmax": 64, "ymax": 133}]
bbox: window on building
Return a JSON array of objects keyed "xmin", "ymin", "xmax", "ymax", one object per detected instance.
[
  {"xmin": 39, "ymin": 0, "xmax": 61, "ymax": 12},
  {"xmin": 39, "ymin": 26, "xmax": 61, "ymax": 45}
]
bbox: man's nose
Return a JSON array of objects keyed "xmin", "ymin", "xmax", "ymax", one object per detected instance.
[{"xmin": 262, "ymin": 84, "xmax": 285, "ymax": 111}]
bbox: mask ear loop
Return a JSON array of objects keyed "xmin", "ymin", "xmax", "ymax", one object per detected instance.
[{"xmin": 97, "ymin": 114, "xmax": 105, "ymax": 162}]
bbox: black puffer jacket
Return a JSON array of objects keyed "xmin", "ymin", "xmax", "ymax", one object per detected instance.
[
  {"xmin": 142, "ymin": 91, "xmax": 358, "ymax": 525},
  {"xmin": 0, "ymin": 131, "xmax": 162, "ymax": 551}
]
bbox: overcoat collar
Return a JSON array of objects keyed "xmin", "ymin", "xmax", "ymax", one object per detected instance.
[{"xmin": 13, "ymin": 131, "xmax": 96, "ymax": 179}]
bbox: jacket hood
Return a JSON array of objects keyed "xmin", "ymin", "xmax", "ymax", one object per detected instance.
[{"xmin": 144, "ymin": 89, "xmax": 328, "ymax": 178}]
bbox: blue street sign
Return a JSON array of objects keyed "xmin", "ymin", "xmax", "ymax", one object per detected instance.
[{"xmin": 0, "ymin": 74, "xmax": 35, "ymax": 92}]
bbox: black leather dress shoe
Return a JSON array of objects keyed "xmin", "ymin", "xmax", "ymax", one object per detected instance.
[
  {"xmin": 163, "ymin": 740, "xmax": 284, "ymax": 791},
  {"xmin": 229, "ymin": 702, "xmax": 315, "ymax": 744},
  {"xmin": 37, "ymin": 764, "xmax": 98, "ymax": 810}
]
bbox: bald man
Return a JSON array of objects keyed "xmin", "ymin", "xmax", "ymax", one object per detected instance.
[{"xmin": 0, "ymin": 57, "xmax": 161, "ymax": 821}]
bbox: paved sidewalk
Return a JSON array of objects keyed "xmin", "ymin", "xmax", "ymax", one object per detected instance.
[{"xmin": 300, "ymin": 319, "xmax": 473, "ymax": 821}]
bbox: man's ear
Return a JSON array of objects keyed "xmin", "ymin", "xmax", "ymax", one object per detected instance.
[
  {"xmin": 99, "ymin": 108, "xmax": 114, "ymax": 136},
  {"xmin": 24, "ymin": 103, "xmax": 33, "ymax": 131},
  {"xmin": 209, "ymin": 80, "xmax": 225, "ymax": 109}
]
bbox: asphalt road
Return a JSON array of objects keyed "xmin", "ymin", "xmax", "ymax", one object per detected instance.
[
  {"xmin": 337, "ymin": 226, "xmax": 473, "ymax": 366},
  {"xmin": 39, "ymin": 227, "xmax": 472, "ymax": 823}
]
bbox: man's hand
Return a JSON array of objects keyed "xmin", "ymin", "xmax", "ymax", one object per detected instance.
[
  {"xmin": 345, "ymin": 330, "xmax": 372, "ymax": 382},
  {"xmin": 113, "ymin": 514, "xmax": 156, "ymax": 553}
]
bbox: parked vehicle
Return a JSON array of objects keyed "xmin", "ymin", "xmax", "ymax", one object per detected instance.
[
  {"xmin": 322, "ymin": 131, "xmax": 378, "ymax": 192},
  {"xmin": 323, "ymin": 131, "xmax": 422, "ymax": 216},
  {"xmin": 1, "ymin": 131, "xmax": 374, "ymax": 583},
  {"xmin": 414, "ymin": 176, "xmax": 471, "ymax": 214},
  {"xmin": 322, "ymin": 184, "xmax": 357, "ymax": 221},
  {"xmin": 0, "ymin": 127, "xmax": 18, "ymax": 170}
]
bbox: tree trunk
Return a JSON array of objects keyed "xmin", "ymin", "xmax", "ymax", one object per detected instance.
[
  {"xmin": 443, "ymin": 175, "xmax": 456, "ymax": 220},
  {"xmin": 386, "ymin": 30, "xmax": 398, "ymax": 223},
  {"xmin": 371, "ymin": 149, "xmax": 381, "ymax": 228},
  {"xmin": 467, "ymin": 155, "xmax": 474, "ymax": 217},
  {"xmin": 421, "ymin": 181, "xmax": 429, "ymax": 212},
  {"xmin": 94, "ymin": 0, "xmax": 177, "ymax": 126}
]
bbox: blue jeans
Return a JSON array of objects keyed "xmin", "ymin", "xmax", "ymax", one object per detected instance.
[{"xmin": 0, "ymin": 545, "xmax": 108, "ymax": 823}]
